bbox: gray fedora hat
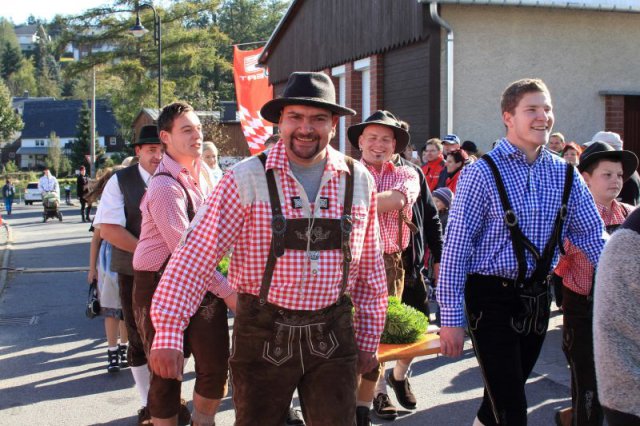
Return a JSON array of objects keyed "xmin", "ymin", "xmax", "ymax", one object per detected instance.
[
  {"xmin": 133, "ymin": 125, "xmax": 162, "ymax": 145},
  {"xmin": 578, "ymin": 141, "xmax": 638, "ymax": 182},
  {"xmin": 347, "ymin": 110, "xmax": 410, "ymax": 154},
  {"xmin": 260, "ymin": 72, "xmax": 356, "ymax": 123}
]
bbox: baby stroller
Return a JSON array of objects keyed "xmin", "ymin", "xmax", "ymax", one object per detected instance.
[{"xmin": 42, "ymin": 191, "xmax": 63, "ymax": 222}]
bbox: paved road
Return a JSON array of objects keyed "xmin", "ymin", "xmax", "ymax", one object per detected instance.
[{"xmin": 0, "ymin": 202, "xmax": 571, "ymax": 425}]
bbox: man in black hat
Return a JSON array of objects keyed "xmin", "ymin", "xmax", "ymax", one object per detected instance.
[
  {"xmin": 93, "ymin": 124, "xmax": 165, "ymax": 425},
  {"xmin": 148, "ymin": 71, "xmax": 387, "ymax": 426},
  {"xmin": 347, "ymin": 110, "xmax": 420, "ymax": 423},
  {"xmin": 553, "ymin": 141, "xmax": 637, "ymax": 426}
]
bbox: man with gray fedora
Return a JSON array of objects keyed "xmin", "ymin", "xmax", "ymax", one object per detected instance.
[
  {"xmin": 348, "ymin": 110, "xmax": 420, "ymax": 423},
  {"xmin": 93, "ymin": 124, "xmax": 166, "ymax": 425},
  {"xmin": 148, "ymin": 71, "xmax": 387, "ymax": 425}
]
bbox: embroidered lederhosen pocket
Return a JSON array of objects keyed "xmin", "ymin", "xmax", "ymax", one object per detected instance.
[
  {"xmin": 510, "ymin": 284, "xmax": 551, "ymax": 336},
  {"xmin": 262, "ymin": 322, "xmax": 294, "ymax": 366},
  {"xmin": 306, "ymin": 322, "xmax": 339, "ymax": 359}
]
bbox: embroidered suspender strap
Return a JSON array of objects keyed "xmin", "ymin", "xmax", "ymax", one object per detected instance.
[
  {"xmin": 257, "ymin": 152, "xmax": 281, "ymax": 304},
  {"xmin": 482, "ymin": 155, "xmax": 540, "ymax": 284},
  {"xmin": 153, "ymin": 172, "xmax": 196, "ymax": 221},
  {"xmin": 340, "ymin": 157, "xmax": 355, "ymax": 297}
]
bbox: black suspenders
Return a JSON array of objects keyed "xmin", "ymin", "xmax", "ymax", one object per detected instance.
[
  {"xmin": 257, "ymin": 152, "xmax": 355, "ymax": 305},
  {"xmin": 482, "ymin": 155, "xmax": 574, "ymax": 286}
]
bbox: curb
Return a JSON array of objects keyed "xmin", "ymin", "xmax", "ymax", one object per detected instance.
[{"xmin": 0, "ymin": 222, "xmax": 13, "ymax": 297}]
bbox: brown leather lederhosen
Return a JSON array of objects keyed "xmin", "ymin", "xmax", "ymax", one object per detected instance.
[
  {"xmin": 133, "ymin": 172, "xmax": 229, "ymax": 419},
  {"xmin": 229, "ymin": 154, "xmax": 361, "ymax": 426}
]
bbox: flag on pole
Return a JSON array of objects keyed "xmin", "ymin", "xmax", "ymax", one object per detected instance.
[{"xmin": 233, "ymin": 46, "xmax": 273, "ymax": 155}]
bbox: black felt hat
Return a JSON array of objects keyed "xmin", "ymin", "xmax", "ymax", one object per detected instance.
[
  {"xmin": 347, "ymin": 110, "xmax": 410, "ymax": 154},
  {"xmin": 577, "ymin": 141, "xmax": 638, "ymax": 182},
  {"xmin": 260, "ymin": 72, "xmax": 356, "ymax": 123},
  {"xmin": 134, "ymin": 125, "xmax": 162, "ymax": 145}
]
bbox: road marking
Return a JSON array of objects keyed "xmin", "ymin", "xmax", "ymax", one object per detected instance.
[{"xmin": 8, "ymin": 266, "xmax": 89, "ymax": 273}]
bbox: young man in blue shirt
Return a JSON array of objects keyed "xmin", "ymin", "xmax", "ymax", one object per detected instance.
[{"xmin": 438, "ymin": 78, "xmax": 606, "ymax": 425}]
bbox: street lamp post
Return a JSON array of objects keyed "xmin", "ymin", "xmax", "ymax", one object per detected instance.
[{"xmin": 129, "ymin": 2, "xmax": 161, "ymax": 109}]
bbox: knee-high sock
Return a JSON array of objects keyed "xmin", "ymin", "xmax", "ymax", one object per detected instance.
[{"xmin": 130, "ymin": 364, "xmax": 151, "ymax": 406}]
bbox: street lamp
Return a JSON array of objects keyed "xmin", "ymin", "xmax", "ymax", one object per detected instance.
[{"xmin": 129, "ymin": 2, "xmax": 162, "ymax": 109}]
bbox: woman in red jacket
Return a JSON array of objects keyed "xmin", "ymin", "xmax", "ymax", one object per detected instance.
[{"xmin": 444, "ymin": 149, "xmax": 468, "ymax": 193}]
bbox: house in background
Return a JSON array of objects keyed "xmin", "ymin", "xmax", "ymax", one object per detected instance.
[
  {"xmin": 13, "ymin": 24, "xmax": 49, "ymax": 54},
  {"xmin": 258, "ymin": 0, "xmax": 640, "ymax": 158},
  {"xmin": 16, "ymin": 99, "xmax": 123, "ymax": 169},
  {"xmin": 131, "ymin": 101, "xmax": 250, "ymax": 157}
]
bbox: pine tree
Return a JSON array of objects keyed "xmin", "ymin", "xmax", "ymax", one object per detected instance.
[
  {"xmin": 1, "ymin": 42, "xmax": 23, "ymax": 80},
  {"xmin": 69, "ymin": 102, "xmax": 93, "ymax": 168}
]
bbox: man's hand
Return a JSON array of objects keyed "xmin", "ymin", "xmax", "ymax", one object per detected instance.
[
  {"xmin": 149, "ymin": 348, "xmax": 184, "ymax": 380},
  {"xmin": 432, "ymin": 263, "xmax": 440, "ymax": 284},
  {"xmin": 223, "ymin": 292, "xmax": 238, "ymax": 314},
  {"xmin": 357, "ymin": 350, "xmax": 378, "ymax": 374},
  {"xmin": 87, "ymin": 269, "xmax": 97, "ymax": 284},
  {"xmin": 439, "ymin": 326, "xmax": 465, "ymax": 357}
]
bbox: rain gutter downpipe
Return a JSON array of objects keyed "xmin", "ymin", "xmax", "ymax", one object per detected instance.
[{"xmin": 429, "ymin": 2, "xmax": 454, "ymax": 134}]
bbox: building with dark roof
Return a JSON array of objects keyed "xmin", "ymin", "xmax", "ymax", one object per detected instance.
[
  {"xmin": 16, "ymin": 99, "xmax": 123, "ymax": 169},
  {"xmin": 258, "ymin": 0, "xmax": 640, "ymax": 158}
]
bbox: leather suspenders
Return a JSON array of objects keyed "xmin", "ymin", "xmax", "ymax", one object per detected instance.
[
  {"xmin": 482, "ymin": 155, "xmax": 574, "ymax": 286},
  {"xmin": 257, "ymin": 153, "xmax": 355, "ymax": 305}
]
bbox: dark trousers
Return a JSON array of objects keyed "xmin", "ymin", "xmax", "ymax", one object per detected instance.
[
  {"xmin": 561, "ymin": 287, "xmax": 603, "ymax": 426},
  {"xmin": 230, "ymin": 293, "xmax": 358, "ymax": 426},
  {"xmin": 465, "ymin": 274, "xmax": 551, "ymax": 426},
  {"xmin": 133, "ymin": 270, "xmax": 229, "ymax": 419},
  {"xmin": 603, "ymin": 407, "xmax": 640, "ymax": 426},
  {"xmin": 118, "ymin": 273, "xmax": 147, "ymax": 367},
  {"xmin": 80, "ymin": 198, "xmax": 92, "ymax": 220}
]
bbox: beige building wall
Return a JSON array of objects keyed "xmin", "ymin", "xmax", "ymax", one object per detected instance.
[{"xmin": 438, "ymin": 5, "xmax": 640, "ymax": 152}]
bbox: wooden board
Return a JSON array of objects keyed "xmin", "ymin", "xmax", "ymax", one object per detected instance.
[{"xmin": 378, "ymin": 333, "xmax": 441, "ymax": 362}]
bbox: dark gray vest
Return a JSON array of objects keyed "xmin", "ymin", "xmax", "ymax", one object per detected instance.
[{"xmin": 110, "ymin": 165, "xmax": 147, "ymax": 275}]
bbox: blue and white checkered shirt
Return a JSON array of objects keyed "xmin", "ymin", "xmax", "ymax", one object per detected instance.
[{"xmin": 438, "ymin": 138, "xmax": 606, "ymax": 327}]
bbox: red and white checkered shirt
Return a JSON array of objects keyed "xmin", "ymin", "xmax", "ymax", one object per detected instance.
[
  {"xmin": 361, "ymin": 159, "xmax": 420, "ymax": 254},
  {"xmin": 151, "ymin": 141, "xmax": 388, "ymax": 353},
  {"xmin": 555, "ymin": 200, "xmax": 634, "ymax": 295},
  {"xmin": 133, "ymin": 153, "xmax": 219, "ymax": 272}
]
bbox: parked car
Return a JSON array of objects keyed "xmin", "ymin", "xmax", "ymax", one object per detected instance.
[{"xmin": 24, "ymin": 182, "xmax": 42, "ymax": 205}]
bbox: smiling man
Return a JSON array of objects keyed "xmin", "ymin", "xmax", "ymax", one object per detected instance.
[
  {"xmin": 348, "ymin": 111, "xmax": 419, "ymax": 424},
  {"xmin": 437, "ymin": 78, "xmax": 606, "ymax": 426},
  {"xmin": 133, "ymin": 102, "xmax": 223, "ymax": 426},
  {"xmin": 148, "ymin": 72, "xmax": 387, "ymax": 426}
]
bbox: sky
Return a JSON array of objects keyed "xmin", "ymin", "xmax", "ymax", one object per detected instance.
[
  {"xmin": 2, "ymin": 1, "xmax": 111, "ymax": 24},
  {"xmin": 2, "ymin": 1, "xmax": 170, "ymax": 25}
]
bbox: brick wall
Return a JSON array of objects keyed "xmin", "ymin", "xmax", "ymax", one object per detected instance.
[{"xmin": 605, "ymin": 95, "xmax": 625, "ymax": 140}]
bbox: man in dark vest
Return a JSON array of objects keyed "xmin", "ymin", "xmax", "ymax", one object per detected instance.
[{"xmin": 92, "ymin": 125, "xmax": 164, "ymax": 425}]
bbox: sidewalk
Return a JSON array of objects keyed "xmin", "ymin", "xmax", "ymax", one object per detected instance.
[{"xmin": 0, "ymin": 221, "xmax": 12, "ymax": 297}]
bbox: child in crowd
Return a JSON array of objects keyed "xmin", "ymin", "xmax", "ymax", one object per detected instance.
[
  {"xmin": 427, "ymin": 187, "xmax": 453, "ymax": 327},
  {"xmin": 553, "ymin": 142, "xmax": 638, "ymax": 426}
]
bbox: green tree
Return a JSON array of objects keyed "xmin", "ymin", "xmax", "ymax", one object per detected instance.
[
  {"xmin": 6, "ymin": 57, "xmax": 37, "ymax": 97},
  {"xmin": 0, "ymin": 80, "xmax": 23, "ymax": 141},
  {"xmin": 68, "ymin": 102, "xmax": 104, "ymax": 169},
  {"xmin": 46, "ymin": 131, "xmax": 62, "ymax": 176},
  {"xmin": 1, "ymin": 42, "xmax": 23, "ymax": 80},
  {"xmin": 33, "ymin": 25, "xmax": 60, "ymax": 97},
  {"xmin": 3, "ymin": 160, "xmax": 18, "ymax": 173},
  {"xmin": 0, "ymin": 18, "xmax": 20, "ymax": 52}
]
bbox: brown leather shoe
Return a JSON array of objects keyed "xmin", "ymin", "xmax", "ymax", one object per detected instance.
[
  {"xmin": 372, "ymin": 393, "xmax": 398, "ymax": 420},
  {"xmin": 386, "ymin": 370, "xmax": 417, "ymax": 409}
]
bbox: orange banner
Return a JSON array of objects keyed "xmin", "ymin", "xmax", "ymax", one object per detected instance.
[{"xmin": 233, "ymin": 46, "xmax": 273, "ymax": 155}]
